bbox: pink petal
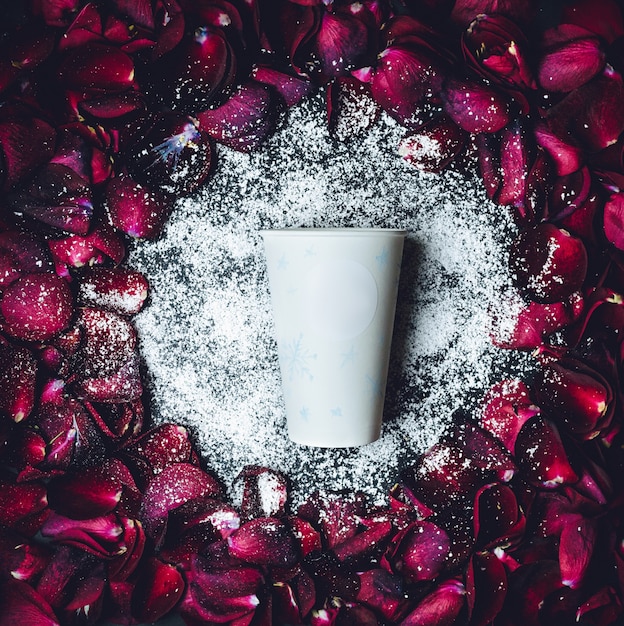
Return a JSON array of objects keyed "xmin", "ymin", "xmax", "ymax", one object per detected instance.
[
  {"xmin": 1, "ymin": 273, "xmax": 73, "ymax": 342},
  {"xmin": 77, "ymin": 267, "xmax": 148, "ymax": 316},
  {"xmin": 0, "ymin": 579, "xmax": 59, "ymax": 626},
  {"xmin": 496, "ymin": 119, "xmax": 531, "ymax": 207},
  {"xmin": 441, "ymin": 76, "xmax": 510, "ymax": 134},
  {"xmin": 140, "ymin": 462, "xmax": 222, "ymax": 543},
  {"xmin": 401, "ymin": 579, "xmax": 465, "ymax": 626},
  {"xmin": 515, "ymin": 417, "xmax": 578, "ymax": 487},
  {"xmin": 57, "ymin": 43, "xmax": 134, "ymax": 90},
  {"xmin": 252, "ymin": 66, "xmax": 312, "ymax": 107},
  {"xmin": 132, "ymin": 557, "xmax": 185, "ymax": 623},
  {"xmin": 198, "ymin": 81, "xmax": 281, "ymax": 153},
  {"xmin": 235, "ymin": 465, "xmax": 288, "ymax": 520},
  {"xmin": 398, "ymin": 115, "xmax": 467, "ymax": 173},
  {"xmin": 227, "ymin": 517, "xmax": 299, "ymax": 568},
  {"xmin": 509, "ymin": 223, "xmax": 588, "ymax": 303},
  {"xmin": 538, "ymin": 25, "xmax": 606, "ymax": 92},
  {"xmin": 105, "ymin": 173, "xmax": 174, "ymax": 239},
  {"xmin": 0, "ymin": 343, "xmax": 37, "ymax": 422},
  {"xmin": 534, "ymin": 119, "xmax": 584, "ymax": 176},
  {"xmin": 47, "ymin": 467, "xmax": 122, "ymax": 519}
]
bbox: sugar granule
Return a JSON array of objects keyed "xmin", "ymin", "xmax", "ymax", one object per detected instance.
[{"xmin": 128, "ymin": 94, "xmax": 531, "ymax": 508}]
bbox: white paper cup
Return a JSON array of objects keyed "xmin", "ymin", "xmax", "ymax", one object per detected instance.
[{"xmin": 261, "ymin": 228, "xmax": 406, "ymax": 447}]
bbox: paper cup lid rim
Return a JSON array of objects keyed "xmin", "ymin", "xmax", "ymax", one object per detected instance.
[{"xmin": 260, "ymin": 228, "xmax": 407, "ymax": 237}]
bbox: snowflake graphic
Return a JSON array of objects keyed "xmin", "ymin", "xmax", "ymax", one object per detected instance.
[
  {"xmin": 340, "ymin": 344, "xmax": 357, "ymax": 367},
  {"xmin": 365, "ymin": 374, "xmax": 383, "ymax": 399},
  {"xmin": 300, "ymin": 406, "xmax": 310, "ymax": 421},
  {"xmin": 277, "ymin": 254, "xmax": 289, "ymax": 270},
  {"xmin": 281, "ymin": 334, "xmax": 317, "ymax": 381},
  {"xmin": 375, "ymin": 246, "xmax": 389, "ymax": 269},
  {"xmin": 330, "ymin": 406, "xmax": 342, "ymax": 416}
]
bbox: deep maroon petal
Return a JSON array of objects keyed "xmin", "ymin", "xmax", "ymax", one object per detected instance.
[
  {"xmin": 561, "ymin": 0, "xmax": 624, "ymax": 43},
  {"xmin": 57, "ymin": 44, "xmax": 134, "ymax": 90},
  {"xmin": 327, "ymin": 77, "xmax": 380, "ymax": 141},
  {"xmin": 509, "ymin": 223, "xmax": 588, "ymax": 303},
  {"xmin": 0, "ymin": 343, "xmax": 37, "ymax": 422},
  {"xmin": 0, "ymin": 579, "xmax": 59, "ymax": 626},
  {"xmin": 515, "ymin": 417, "xmax": 578, "ymax": 487},
  {"xmin": 559, "ymin": 515, "xmax": 596, "ymax": 588},
  {"xmin": 227, "ymin": 517, "xmax": 299, "ymax": 568},
  {"xmin": 603, "ymin": 191, "xmax": 624, "ymax": 250},
  {"xmin": 78, "ymin": 90, "xmax": 145, "ymax": 124},
  {"xmin": 105, "ymin": 173, "xmax": 174, "ymax": 239},
  {"xmin": 538, "ymin": 25, "xmax": 606, "ymax": 92},
  {"xmin": 333, "ymin": 519, "xmax": 393, "ymax": 564},
  {"xmin": 252, "ymin": 66, "xmax": 312, "ymax": 107},
  {"xmin": 1, "ymin": 273, "xmax": 73, "ymax": 342},
  {"xmin": 0, "ymin": 530, "xmax": 49, "ymax": 583},
  {"xmin": 466, "ymin": 552, "xmax": 507, "ymax": 625},
  {"xmin": 235, "ymin": 465, "xmax": 288, "ymax": 520},
  {"xmin": 401, "ymin": 579, "xmax": 465, "ymax": 626},
  {"xmin": 534, "ymin": 119, "xmax": 583, "ymax": 176},
  {"xmin": 474, "ymin": 483, "xmax": 525, "ymax": 549},
  {"xmin": 132, "ymin": 557, "xmax": 185, "ymax": 623},
  {"xmin": 441, "ymin": 76, "xmax": 510, "ymax": 134}
]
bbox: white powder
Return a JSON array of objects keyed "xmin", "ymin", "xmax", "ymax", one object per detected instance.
[{"xmin": 128, "ymin": 94, "xmax": 531, "ymax": 508}]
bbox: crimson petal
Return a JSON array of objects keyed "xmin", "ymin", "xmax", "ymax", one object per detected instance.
[
  {"xmin": 603, "ymin": 191, "xmax": 624, "ymax": 250},
  {"xmin": 559, "ymin": 514, "xmax": 597, "ymax": 588},
  {"xmin": 515, "ymin": 417, "xmax": 578, "ymax": 487},
  {"xmin": 0, "ymin": 530, "xmax": 48, "ymax": 582},
  {"xmin": 77, "ymin": 267, "xmax": 148, "ymax": 316},
  {"xmin": 78, "ymin": 90, "xmax": 145, "ymax": 125},
  {"xmin": 356, "ymin": 569, "xmax": 407, "ymax": 623},
  {"xmin": 441, "ymin": 76, "xmax": 510, "ymax": 134},
  {"xmin": 140, "ymin": 462, "xmax": 221, "ymax": 543},
  {"xmin": 132, "ymin": 557, "xmax": 185, "ymax": 623},
  {"xmin": 538, "ymin": 25, "xmax": 606, "ymax": 92},
  {"xmin": 0, "ymin": 342, "xmax": 37, "ymax": 422},
  {"xmin": 235, "ymin": 465, "xmax": 288, "ymax": 520},
  {"xmin": 534, "ymin": 119, "xmax": 583, "ymax": 176},
  {"xmin": 400, "ymin": 579, "xmax": 465, "ymax": 626},
  {"xmin": 252, "ymin": 66, "xmax": 312, "ymax": 107},
  {"xmin": 105, "ymin": 173, "xmax": 174, "ymax": 239},
  {"xmin": 509, "ymin": 223, "xmax": 588, "ymax": 303},
  {"xmin": 327, "ymin": 77, "xmax": 380, "ymax": 141},
  {"xmin": 1, "ymin": 273, "xmax": 73, "ymax": 342},
  {"xmin": 474, "ymin": 483, "xmax": 525, "ymax": 549},
  {"xmin": 0, "ymin": 579, "xmax": 59, "ymax": 626},
  {"xmin": 227, "ymin": 517, "xmax": 299, "ymax": 568},
  {"xmin": 466, "ymin": 552, "xmax": 507, "ymax": 626}
]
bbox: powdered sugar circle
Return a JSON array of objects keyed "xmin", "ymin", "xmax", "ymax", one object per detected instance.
[{"xmin": 129, "ymin": 94, "xmax": 531, "ymax": 507}]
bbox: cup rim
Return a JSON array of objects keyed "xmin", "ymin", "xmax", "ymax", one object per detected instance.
[{"xmin": 260, "ymin": 227, "xmax": 407, "ymax": 237}]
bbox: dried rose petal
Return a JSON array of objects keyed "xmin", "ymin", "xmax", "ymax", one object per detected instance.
[
  {"xmin": 140, "ymin": 462, "xmax": 221, "ymax": 543},
  {"xmin": 386, "ymin": 520, "xmax": 450, "ymax": 582},
  {"xmin": 576, "ymin": 586, "xmax": 624, "ymax": 624},
  {"xmin": 0, "ymin": 475, "xmax": 47, "ymax": 529},
  {"xmin": 333, "ymin": 519, "xmax": 393, "ymax": 564},
  {"xmin": 400, "ymin": 579, "xmax": 465, "ymax": 626},
  {"xmin": 441, "ymin": 76, "xmax": 510, "ymax": 134},
  {"xmin": 466, "ymin": 551, "xmax": 507, "ymax": 625},
  {"xmin": 0, "ymin": 579, "xmax": 59, "ymax": 626},
  {"xmin": 479, "ymin": 379, "xmax": 540, "ymax": 451},
  {"xmin": 105, "ymin": 172, "xmax": 174, "ymax": 239},
  {"xmin": 0, "ymin": 231, "xmax": 53, "ymax": 279},
  {"xmin": 559, "ymin": 514, "xmax": 597, "ymax": 588},
  {"xmin": 235, "ymin": 465, "xmax": 288, "ymax": 520},
  {"xmin": 515, "ymin": 417, "xmax": 578, "ymax": 487},
  {"xmin": 538, "ymin": 25, "xmax": 606, "ymax": 92},
  {"xmin": 561, "ymin": 0, "xmax": 624, "ymax": 44},
  {"xmin": 123, "ymin": 114, "xmax": 215, "ymax": 196},
  {"xmin": 78, "ymin": 90, "xmax": 145, "ymax": 125},
  {"xmin": 0, "ymin": 342, "xmax": 37, "ymax": 422},
  {"xmin": 356, "ymin": 569, "xmax": 408, "ymax": 623},
  {"xmin": 535, "ymin": 361, "xmax": 613, "ymax": 438},
  {"xmin": 288, "ymin": 515, "xmax": 322, "ymax": 557},
  {"xmin": 1, "ymin": 273, "xmax": 73, "ymax": 342},
  {"xmin": 603, "ymin": 191, "xmax": 624, "ymax": 250},
  {"xmin": 198, "ymin": 81, "xmax": 282, "ymax": 153},
  {"xmin": 132, "ymin": 557, "xmax": 185, "ymax": 623},
  {"xmin": 399, "ymin": 115, "xmax": 467, "ymax": 173},
  {"xmin": 227, "ymin": 517, "xmax": 299, "ymax": 568},
  {"xmin": 252, "ymin": 66, "xmax": 313, "ymax": 107},
  {"xmin": 77, "ymin": 266, "xmax": 148, "ymax": 316},
  {"xmin": 451, "ymin": 0, "xmax": 535, "ymax": 28},
  {"xmin": 327, "ymin": 77, "xmax": 380, "ymax": 141},
  {"xmin": 474, "ymin": 483, "xmax": 525, "ymax": 549},
  {"xmin": 534, "ymin": 118, "xmax": 584, "ymax": 177},
  {"xmin": 509, "ymin": 223, "xmax": 588, "ymax": 303}
]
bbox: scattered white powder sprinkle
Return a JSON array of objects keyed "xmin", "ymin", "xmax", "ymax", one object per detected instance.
[{"xmin": 128, "ymin": 94, "xmax": 532, "ymax": 509}]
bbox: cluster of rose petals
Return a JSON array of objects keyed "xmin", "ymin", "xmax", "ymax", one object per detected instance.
[{"xmin": 2, "ymin": 0, "xmax": 624, "ymax": 624}]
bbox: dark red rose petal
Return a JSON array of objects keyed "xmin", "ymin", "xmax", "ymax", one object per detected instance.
[
  {"xmin": 132, "ymin": 557, "xmax": 185, "ymax": 623},
  {"xmin": 0, "ymin": 342, "xmax": 37, "ymax": 422},
  {"xmin": 105, "ymin": 173, "xmax": 174, "ymax": 239},
  {"xmin": 356, "ymin": 569, "xmax": 408, "ymax": 623},
  {"xmin": 0, "ymin": 475, "xmax": 47, "ymax": 529},
  {"xmin": 466, "ymin": 552, "xmax": 507, "ymax": 625},
  {"xmin": 559, "ymin": 514, "xmax": 596, "ymax": 589},
  {"xmin": 561, "ymin": 0, "xmax": 624, "ymax": 43},
  {"xmin": 235, "ymin": 465, "xmax": 288, "ymax": 520},
  {"xmin": 474, "ymin": 483, "xmax": 525, "ymax": 549},
  {"xmin": 252, "ymin": 66, "xmax": 313, "ymax": 107},
  {"xmin": 1, "ymin": 273, "xmax": 73, "ymax": 342},
  {"xmin": 77, "ymin": 266, "xmax": 148, "ymax": 316},
  {"xmin": 400, "ymin": 579, "xmax": 465, "ymax": 626},
  {"xmin": 603, "ymin": 191, "xmax": 624, "ymax": 250},
  {"xmin": 0, "ymin": 579, "xmax": 59, "ymax": 626},
  {"xmin": 441, "ymin": 76, "xmax": 510, "ymax": 134},
  {"xmin": 534, "ymin": 119, "xmax": 584, "ymax": 177},
  {"xmin": 0, "ymin": 530, "xmax": 48, "ymax": 583},
  {"xmin": 327, "ymin": 77, "xmax": 380, "ymax": 141},
  {"xmin": 509, "ymin": 223, "xmax": 588, "ymax": 303}
]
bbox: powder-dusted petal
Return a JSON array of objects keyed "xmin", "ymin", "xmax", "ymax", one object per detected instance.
[
  {"xmin": 77, "ymin": 266, "xmax": 148, "ymax": 316},
  {"xmin": 400, "ymin": 579, "xmax": 465, "ymax": 626},
  {"xmin": 327, "ymin": 77, "xmax": 380, "ymax": 141},
  {"xmin": 235, "ymin": 465, "xmax": 288, "ymax": 520},
  {"xmin": 399, "ymin": 115, "xmax": 467, "ymax": 173},
  {"xmin": 0, "ymin": 343, "xmax": 37, "ymax": 422},
  {"xmin": 441, "ymin": 76, "xmax": 510, "ymax": 134},
  {"xmin": 479, "ymin": 379, "xmax": 540, "ymax": 451},
  {"xmin": 140, "ymin": 462, "xmax": 222, "ymax": 543},
  {"xmin": 515, "ymin": 417, "xmax": 578, "ymax": 488},
  {"xmin": 0, "ymin": 475, "xmax": 47, "ymax": 530},
  {"xmin": 1, "ymin": 273, "xmax": 73, "ymax": 342},
  {"xmin": 57, "ymin": 43, "xmax": 134, "ymax": 90},
  {"xmin": 104, "ymin": 172, "xmax": 174, "ymax": 239},
  {"xmin": 333, "ymin": 519, "xmax": 392, "ymax": 563},
  {"xmin": 547, "ymin": 166, "xmax": 591, "ymax": 221},
  {"xmin": 356, "ymin": 569, "xmax": 408, "ymax": 623},
  {"xmin": 227, "ymin": 517, "xmax": 299, "ymax": 568},
  {"xmin": 198, "ymin": 81, "xmax": 281, "ymax": 153},
  {"xmin": 47, "ymin": 467, "xmax": 122, "ymax": 519},
  {"xmin": 497, "ymin": 119, "xmax": 531, "ymax": 207},
  {"xmin": 386, "ymin": 520, "xmax": 450, "ymax": 582},
  {"xmin": 538, "ymin": 25, "xmax": 605, "ymax": 92},
  {"xmin": 252, "ymin": 66, "xmax": 313, "ymax": 107},
  {"xmin": 288, "ymin": 515, "xmax": 322, "ymax": 557},
  {"xmin": 78, "ymin": 90, "xmax": 145, "ymax": 124},
  {"xmin": 132, "ymin": 557, "xmax": 185, "ymax": 623},
  {"xmin": 509, "ymin": 223, "xmax": 588, "ymax": 303}
]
